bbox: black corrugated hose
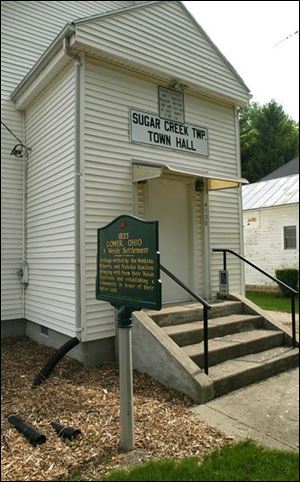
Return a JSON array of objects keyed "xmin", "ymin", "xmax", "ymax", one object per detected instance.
[
  {"xmin": 51, "ymin": 421, "xmax": 82, "ymax": 440},
  {"xmin": 7, "ymin": 415, "xmax": 47, "ymax": 446},
  {"xmin": 31, "ymin": 337, "xmax": 79, "ymax": 388}
]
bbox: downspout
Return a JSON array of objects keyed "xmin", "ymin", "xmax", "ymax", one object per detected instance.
[
  {"xmin": 22, "ymin": 112, "xmax": 29, "ymax": 293},
  {"xmin": 235, "ymin": 105, "xmax": 246, "ymax": 296},
  {"xmin": 63, "ymin": 36, "xmax": 82, "ymax": 339}
]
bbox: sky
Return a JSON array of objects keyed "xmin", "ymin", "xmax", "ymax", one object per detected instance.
[{"xmin": 183, "ymin": 1, "xmax": 299, "ymax": 122}]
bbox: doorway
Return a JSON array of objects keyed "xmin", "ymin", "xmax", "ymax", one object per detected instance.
[{"xmin": 145, "ymin": 178, "xmax": 193, "ymax": 303}]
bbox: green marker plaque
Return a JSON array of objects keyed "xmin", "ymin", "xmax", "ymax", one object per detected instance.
[{"xmin": 96, "ymin": 215, "xmax": 161, "ymax": 310}]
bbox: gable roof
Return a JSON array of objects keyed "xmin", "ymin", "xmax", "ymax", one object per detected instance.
[
  {"xmin": 259, "ymin": 156, "xmax": 299, "ymax": 181},
  {"xmin": 73, "ymin": 0, "xmax": 251, "ymax": 103},
  {"xmin": 11, "ymin": 0, "xmax": 251, "ymax": 108},
  {"xmin": 242, "ymin": 174, "xmax": 299, "ymax": 210},
  {"xmin": 71, "ymin": 1, "xmax": 250, "ymax": 99}
]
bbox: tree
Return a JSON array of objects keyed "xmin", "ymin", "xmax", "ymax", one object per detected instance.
[{"xmin": 239, "ymin": 100, "xmax": 299, "ymax": 183}]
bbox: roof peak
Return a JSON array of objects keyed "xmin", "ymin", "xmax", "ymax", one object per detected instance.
[{"xmin": 259, "ymin": 157, "xmax": 299, "ymax": 181}]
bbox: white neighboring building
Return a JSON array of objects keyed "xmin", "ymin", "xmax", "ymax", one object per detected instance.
[{"xmin": 242, "ymin": 162, "xmax": 299, "ymax": 289}]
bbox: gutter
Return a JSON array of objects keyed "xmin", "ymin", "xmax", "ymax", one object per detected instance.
[
  {"xmin": 63, "ymin": 37, "xmax": 82, "ymax": 339},
  {"xmin": 73, "ymin": 1, "xmax": 163, "ymax": 24}
]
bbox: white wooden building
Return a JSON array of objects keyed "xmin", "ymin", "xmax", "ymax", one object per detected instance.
[
  {"xmin": 1, "ymin": 1, "xmax": 251, "ymax": 364},
  {"xmin": 242, "ymin": 167, "xmax": 299, "ymax": 290}
]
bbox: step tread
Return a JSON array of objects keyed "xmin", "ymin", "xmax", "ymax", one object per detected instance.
[
  {"xmin": 182, "ymin": 329, "xmax": 282, "ymax": 357},
  {"xmin": 208, "ymin": 346, "xmax": 299, "ymax": 381},
  {"xmin": 147, "ymin": 300, "xmax": 241, "ymax": 318},
  {"xmin": 163, "ymin": 314, "xmax": 262, "ymax": 335}
]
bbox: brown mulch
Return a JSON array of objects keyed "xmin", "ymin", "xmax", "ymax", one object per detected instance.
[{"xmin": 1, "ymin": 337, "xmax": 231, "ymax": 481}]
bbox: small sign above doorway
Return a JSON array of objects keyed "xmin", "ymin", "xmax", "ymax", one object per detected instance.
[{"xmin": 158, "ymin": 86, "xmax": 184, "ymax": 123}]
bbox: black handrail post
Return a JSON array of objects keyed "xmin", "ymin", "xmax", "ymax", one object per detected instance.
[
  {"xmin": 213, "ymin": 248, "xmax": 298, "ymax": 347},
  {"xmin": 203, "ymin": 306, "xmax": 209, "ymax": 375},
  {"xmin": 223, "ymin": 251, "xmax": 227, "ymax": 271},
  {"xmin": 160, "ymin": 264, "xmax": 211, "ymax": 375},
  {"xmin": 291, "ymin": 295, "xmax": 296, "ymax": 348}
]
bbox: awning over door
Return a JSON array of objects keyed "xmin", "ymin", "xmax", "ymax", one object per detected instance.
[{"xmin": 132, "ymin": 161, "xmax": 248, "ymax": 191}]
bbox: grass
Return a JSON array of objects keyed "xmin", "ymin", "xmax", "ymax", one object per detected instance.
[
  {"xmin": 246, "ymin": 290, "xmax": 299, "ymax": 313},
  {"xmin": 102, "ymin": 440, "xmax": 299, "ymax": 481}
]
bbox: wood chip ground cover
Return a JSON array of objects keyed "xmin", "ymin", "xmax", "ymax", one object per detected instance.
[{"xmin": 1, "ymin": 337, "xmax": 230, "ymax": 481}]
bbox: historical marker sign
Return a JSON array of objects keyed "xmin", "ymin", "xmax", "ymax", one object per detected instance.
[{"xmin": 96, "ymin": 215, "xmax": 161, "ymax": 310}]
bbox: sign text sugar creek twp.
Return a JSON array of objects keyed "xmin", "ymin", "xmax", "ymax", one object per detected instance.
[{"xmin": 130, "ymin": 108, "xmax": 209, "ymax": 156}]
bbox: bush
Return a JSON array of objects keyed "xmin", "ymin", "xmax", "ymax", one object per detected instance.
[{"xmin": 275, "ymin": 268, "xmax": 299, "ymax": 297}]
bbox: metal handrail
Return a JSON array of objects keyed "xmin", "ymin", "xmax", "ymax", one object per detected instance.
[
  {"xmin": 160, "ymin": 264, "xmax": 211, "ymax": 374},
  {"xmin": 213, "ymin": 248, "xmax": 298, "ymax": 347}
]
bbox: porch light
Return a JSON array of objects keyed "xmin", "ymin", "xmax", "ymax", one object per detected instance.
[{"xmin": 195, "ymin": 179, "xmax": 204, "ymax": 191}]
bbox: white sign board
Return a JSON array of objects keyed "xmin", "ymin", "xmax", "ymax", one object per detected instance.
[
  {"xmin": 158, "ymin": 86, "xmax": 184, "ymax": 123},
  {"xmin": 130, "ymin": 108, "xmax": 209, "ymax": 157}
]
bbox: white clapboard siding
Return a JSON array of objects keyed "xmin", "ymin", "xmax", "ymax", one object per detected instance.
[
  {"xmin": 76, "ymin": 1, "xmax": 249, "ymax": 104},
  {"xmin": 210, "ymin": 189, "xmax": 242, "ymax": 296},
  {"xmin": 83, "ymin": 59, "xmax": 240, "ymax": 341},
  {"xmin": 1, "ymin": 106, "xmax": 25, "ymax": 320},
  {"xmin": 2, "ymin": 1, "xmax": 134, "ymax": 322},
  {"xmin": 24, "ymin": 65, "xmax": 76, "ymax": 336},
  {"xmin": 2, "ymin": 2, "xmax": 133, "ymax": 94}
]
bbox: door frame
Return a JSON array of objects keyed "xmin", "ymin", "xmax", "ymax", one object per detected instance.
[{"xmin": 133, "ymin": 174, "xmax": 206, "ymax": 303}]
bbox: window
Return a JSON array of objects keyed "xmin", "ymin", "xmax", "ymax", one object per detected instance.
[{"xmin": 284, "ymin": 226, "xmax": 297, "ymax": 249}]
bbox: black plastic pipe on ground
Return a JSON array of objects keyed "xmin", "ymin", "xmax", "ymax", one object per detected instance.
[
  {"xmin": 8, "ymin": 415, "xmax": 47, "ymax": 446},
  {"xmin": 51, "ymin": 421, "xmax": 82, "ymax": 440},
  {"xmin": 32, "ymin": 337, "xmax": 79, "ymax": 388}
]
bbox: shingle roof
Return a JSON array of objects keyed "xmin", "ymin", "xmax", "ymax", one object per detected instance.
[
  {"xmin": 260, "ymin": 156, "xmax": 299, "ymax": 181},
  {"xmin": 242, "ymin": 174, "xmax": 299, "ymax": 210}
]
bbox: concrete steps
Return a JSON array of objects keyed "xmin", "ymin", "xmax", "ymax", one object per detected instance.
[
  {"xmin": 163, "ymin": 313, "xmax": 263, "ymax": 346},
  {"xmin": 132, "ymin": 296, "xmax": 299, "ymax": 403},
  {"xmin": 210, "ymin": 346, "xmax": 299, "ymax": 397},
  {"xmin": 149, "ymin": 300, "xmax": 243, "ymax": 327},
  {"xmin": 182, "ymin": 329, "xmax": 284, "ymax": 367}
]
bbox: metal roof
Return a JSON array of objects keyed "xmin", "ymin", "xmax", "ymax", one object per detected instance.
[
  {"xmin": 260, "ymin": 156, "xmax": 299, "ymax": 181},
  {"xmin": 242, "ymin": 174, "xmax": 299, "ymax": 210}
]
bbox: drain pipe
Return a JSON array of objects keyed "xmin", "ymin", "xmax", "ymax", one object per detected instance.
[
  {"xmin": 19, "ymin": 143, "xmax": 30, "ymax": 302},
  {"xmin": 51, "ymin": 420, "xmax": 82, "ymax": 440},
  {"xmin": 31, "ymin": 38, "xmax": 83, "ymax": 389},
  {"xmin": 63, "ymin": 36, "xmax": 82, "ymax": 339},
  {"xmin": 32, "ymin": 336, "xmax": 80, "ymax": 387},
  {"xmin": 15, "ymin": 113, "xmax": 30, "ymax": 304},
  {"xmin": 8, "ymin": 415, "xmax": 47, "ymax": 446}
]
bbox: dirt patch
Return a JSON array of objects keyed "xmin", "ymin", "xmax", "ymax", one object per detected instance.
[{"xmin": 1, "ymin": 337, "xmax": 230, "ymax": 481}]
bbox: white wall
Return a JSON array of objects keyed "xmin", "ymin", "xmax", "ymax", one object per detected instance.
[
  {"xmin": 24, "ymin": 65, "xmax": 77, "ymax": 336},
  {"xmin": 83, "ymin": 58, "xmax": 242, "ymax": 341},
  {"xmin": 2, "ymin": 1, "xmax": 245, "ymax": 340},
  {"xmin": 210, "ymin": 188, "xmax": 243, "ymax": 295},
  {"xmin": 243, "ymin": 204, "xmax": 299, "ymax": 287},
  {"xmin": 1, "ymin": 1, "xmax": 142, "ymax": 323}
]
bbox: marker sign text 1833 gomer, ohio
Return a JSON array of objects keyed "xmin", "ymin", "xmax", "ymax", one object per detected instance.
[
  {"xmin": 96, "ymin": 215, "xmax": 161, "ymax": 310},
  {"xmin": 130, "ymin": 108, "xmax": 208, "ymax": 156}
]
